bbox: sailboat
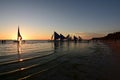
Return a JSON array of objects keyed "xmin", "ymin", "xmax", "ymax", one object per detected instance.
[
  {"xmin": 13, "ymin": 26, "xmax": 22, "ymax": 43},
  {"xmin": 50, "ymin": 31, "xmax": 60, "ymax": 41},
  {"xmin": 60, "ymin": 34, "xmax": 65, "ymax": 42},
  {"xmin": 73, "ymin": 35, "xmax": 78, "ymax": 42},
  {"xmin": 66, "ymin": 34, "xmax": 72, "ymax": 41},
  {"xmin": 17, "ymin": 26, "xmax": 22, "ymax": 41},
  {"xmin": 78, "ymin": 36, "xmax": 82, "ymax": 41}
]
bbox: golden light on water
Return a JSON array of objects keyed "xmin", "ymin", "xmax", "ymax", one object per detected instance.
[
  {"xmin": 20, "ymin": 67, "xmax": 25, "ymax": 70},
  {"xmin": 19, "ymin": 59, "xmax": 23, "ymax": 62},
  {"xmin": 17, "ymin": 41, "xmax": 23, "ymax": 62}
]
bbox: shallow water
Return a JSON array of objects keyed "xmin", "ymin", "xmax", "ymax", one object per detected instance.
[
  {"xmin": 0, "ymin": 40, "xmax": 119, "ymax": 80},
  {"xmin": 0, "ymin": 40, "xmax": 94, "ymax": 63}
]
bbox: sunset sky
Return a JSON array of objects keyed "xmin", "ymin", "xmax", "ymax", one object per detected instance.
[{"xmin": 0, "ymin": 0, "xmax": 120, "ymax": 40}]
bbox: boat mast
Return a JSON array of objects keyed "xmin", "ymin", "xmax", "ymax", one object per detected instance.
[{"xmin": 17, "ymin": 26, "xmax": 22, "ymax": 41}]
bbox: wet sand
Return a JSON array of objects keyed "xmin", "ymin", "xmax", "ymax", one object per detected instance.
[
  {"xmin": 103, "ymin": 40, "xmax": 120, "ymax": 55},
  {"xmin": 0, "ymin": 42, "xmax": 120, "ymax": 80},
  {"xmin": 26, "ymin": 42, "xmax": 120, "ymax": 80}
]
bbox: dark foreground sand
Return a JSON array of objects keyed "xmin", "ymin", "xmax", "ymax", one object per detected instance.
[
  {"xmin": 104, "ymin": 40, "xmax": 120, "ymax": 54},
  {"xmin": 25, "ymin": 42, "xmax": 120, "ymax": 80},
  {"xmin": 0, "ymin": 41, "xmax": 120, "ymax": 80}
]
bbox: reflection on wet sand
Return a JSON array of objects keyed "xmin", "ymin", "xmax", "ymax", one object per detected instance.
[
  {"xmin": 17, "ymin": 42, "xmax": 23, "ymax": 62},
  {"xmin": 54, "ymin": 41, "xmax": 66, "ymax": 51},
  {"xmin": 0, "ymin": 41, "xmax": 120, "ymax": 80},
  {"xmin": 54, "ymin": 41, "xmax": 59, "ymax": 50}
]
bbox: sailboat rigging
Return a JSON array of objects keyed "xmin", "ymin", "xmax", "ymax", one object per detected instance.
[
  {"xmin": 13, "ymin": 26, "xmax": 23, "ymax": 43},
  {"xmin": 17, "ymin": 26, "xmax": 22, "ymax": 41}
]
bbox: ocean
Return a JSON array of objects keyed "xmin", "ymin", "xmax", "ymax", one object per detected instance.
[
  {"xmin": 0, "ymin": 40, "xmax": 52, "ymax": 62},
  {"xmin": 0, "ymin": 40, "xmax": 119, "ymax": 80},
  {"xmin": 0, "ymin": 40, "xmax": 93, "ymax": 63}
]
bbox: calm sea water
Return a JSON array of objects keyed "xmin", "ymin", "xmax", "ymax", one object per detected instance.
[
  {"xmin": 0, "ymin": 40, "xmax": 94, "ymax": 63},
  {"xmin": 0, "ymin": 40, "xmax": 118, "ymax": 80}
]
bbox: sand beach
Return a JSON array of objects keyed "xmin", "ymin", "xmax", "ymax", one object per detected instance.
[
  {"xmin": 0, "ymin": 0, "xmax": 120, "ymax": 80},
  {"xmin": 0, "ymin": 41, "xmax": 120, "ymax": 80},
  {"xmin": 103, "ymin": 40, "xmax": 120, "ymax": 54}
]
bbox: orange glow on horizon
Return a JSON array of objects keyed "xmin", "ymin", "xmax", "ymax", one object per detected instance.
[
  {"xmin": 0, "ymin": 33, "xmax": 104, "ymax": 40},
  {"xmin": 0, "ymin": 34, "xmax": 51, "ymax": 40},
  {"xmin": 0, "ymin": 28, "xmax": 51, "ymax": 40},
  {"xmin": 12, "ymin": 35, "xmax": 50, "ymax": 40},
  {"xmin": 0, "ymin": 26, "xmax": 105, "ymax": 40}
]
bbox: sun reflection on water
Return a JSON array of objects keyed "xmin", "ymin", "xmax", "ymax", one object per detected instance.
[
  {"xmin": 20, "ymin": 68, "xmax": 25, "ymax": 71},
  {"xmin": 17, "ymin": 41, "xmax": 23, "ymax": 62}
]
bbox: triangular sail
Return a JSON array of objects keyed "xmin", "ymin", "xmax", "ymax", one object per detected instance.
[
  {"xmin": 60, "ymin": 34, "xmax": 65, "ymax": 39},
  {"xmin": 17, "ymin": 26, "xmax": 22, "ymax": 41},
  {"xmin": 60, "ymin": 34, "xmax": 65, "ymax": 41},
  {"xmin": 78, "ymin": 36, "xmax": 82, "ymax": 41},
  {"xmin": 66, "ymin": 34, "xmax": 70, "ymax": 39},
  {"xmin": 73, "ymin": 36, "xmax": 78, "ymax": 41},
  {"xmin": 54, "ymin": 32, "xmax": 60, "ymax": 40},
  {"xmin": 51, "ymin": 34, "xmax": 54, "ymax": 40},
  {"xmin": 66, "ymin": 34, "xmax": 72, "ymax": 41}
]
